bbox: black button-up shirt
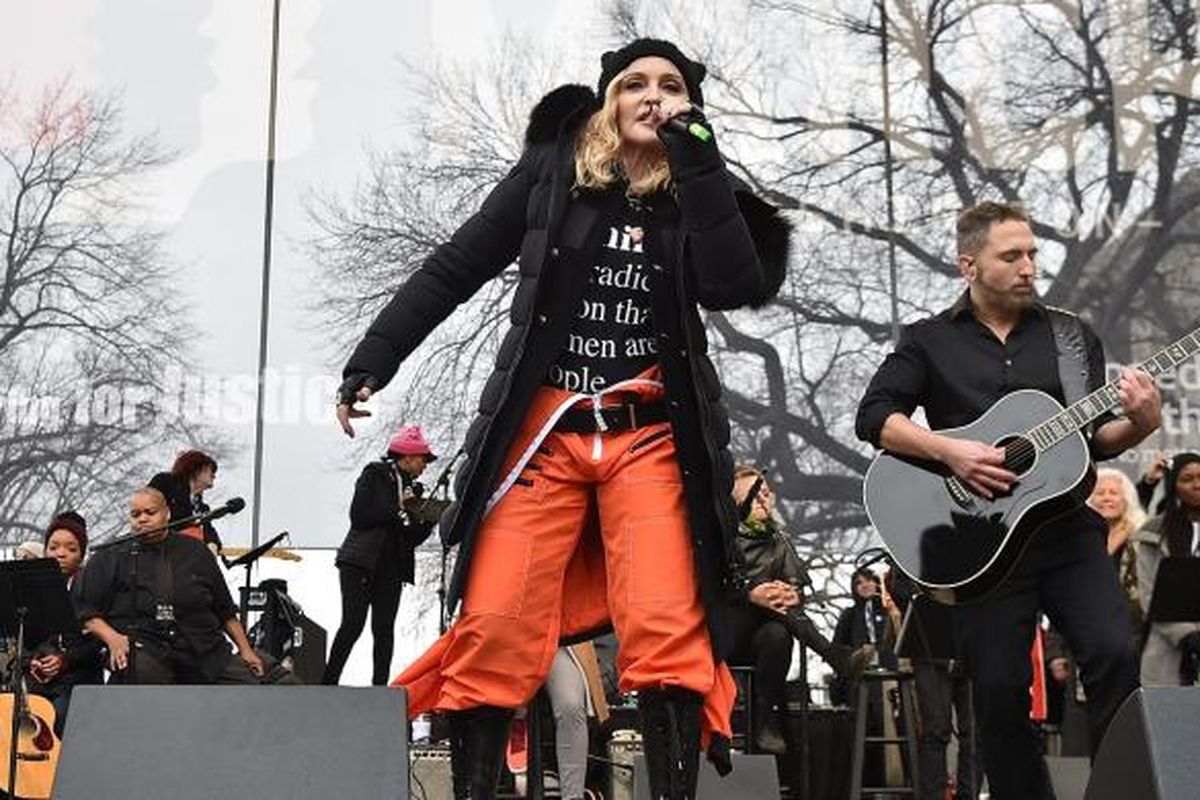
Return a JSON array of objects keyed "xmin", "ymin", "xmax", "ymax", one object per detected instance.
[
  {"xmin": 856, "ymin": 291, "xmax": 1116, "ymax": 545},
  {"xmin": 856, "ymin": 292, "xmax": 1110, "ymax": 449},
  {"xmin": 73, "ymin": 534, "xmax": 238, "ymax": 681}
]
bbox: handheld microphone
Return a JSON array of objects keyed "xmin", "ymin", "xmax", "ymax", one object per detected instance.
[{"xmin": 663, "ymin": 111, "xmax": 713, "ymax": 143}]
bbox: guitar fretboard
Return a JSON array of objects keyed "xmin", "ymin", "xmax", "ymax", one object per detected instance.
[{"xmin": 1026, "ymin": 326, "xmax": 1200, "ymax": 452}]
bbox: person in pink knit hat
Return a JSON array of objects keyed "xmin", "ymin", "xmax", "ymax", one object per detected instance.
[{"xmin": 323, "ymin": 425, "xmax": 438, "ymax": 685}]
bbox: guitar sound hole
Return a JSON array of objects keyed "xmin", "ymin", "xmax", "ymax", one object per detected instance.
[{"xmin": 998, "ymin": 435, "xmax": 1036, "ymax": 476}]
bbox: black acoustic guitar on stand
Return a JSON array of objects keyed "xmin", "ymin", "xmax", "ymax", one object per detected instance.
[{"xmin": 863, "ymin": 325, "xmax": 1200, "ymax": 605}]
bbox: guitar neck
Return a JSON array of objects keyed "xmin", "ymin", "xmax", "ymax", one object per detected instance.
[{"xmin": 1027, "ymin": 325, "xmax": 1200, "ymax": 451}]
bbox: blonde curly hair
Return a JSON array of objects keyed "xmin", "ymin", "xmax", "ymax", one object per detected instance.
[{"xmin": 574, "ymin": 70, "xmax": 673, "ymax": 197}]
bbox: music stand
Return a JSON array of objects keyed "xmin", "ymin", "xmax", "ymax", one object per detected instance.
[
  {"xmin": 222, "ymin": 531, "xmax": 289, "ymax": 629},
  {"xmin": 0, "ymin": 559, "xmax": 76, "ymax": 799},
  {"xmin": 1144, "ymin": 558, "xmax": 1200, "ymax": 624}
]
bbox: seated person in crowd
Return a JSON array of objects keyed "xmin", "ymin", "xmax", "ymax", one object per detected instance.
[
  {"xmin": 831, "ymin": 567, "xmax": 899, "ymax": 789},
  {"xmin": 73, "ymin": 487, "xmax": 267, "ymax": 684},
  {"xmin": 830, "ymin": 567, "xmax": 897, "ymax": 699},
  {"xmin": 148, "ymin": 449, "xmax": 222, "ymax": 556},
  {"xmin": 728, "ymin": 466, "xmax": 873, "ymax": 754},
  {"xmin": 26, "ymin": 512, "xmax": 104, "ymax": 735}
]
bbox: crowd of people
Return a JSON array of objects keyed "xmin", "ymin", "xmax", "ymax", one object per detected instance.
[{"xmin": 7, "ymin": 451, "xmax": 300, "ymax": 740}]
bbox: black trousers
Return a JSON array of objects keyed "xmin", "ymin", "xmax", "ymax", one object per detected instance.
[
  {"xmin": 323, "ymin": 562, "xmax": 403, "ymax": 685},
  {"xmin": 912, "ymin": 660, "xmax": 977, "ymax": 800},
  {"xmin": 727, "ymin": 604, "xmax": 841, "ymax": 711},
  {"xmin": 956, "ymin": 519, "xmax": 1137, "ymax": 800},
  {"xmin": 109, "ymin": 642, "xmax": 270, "ymax": 685}
]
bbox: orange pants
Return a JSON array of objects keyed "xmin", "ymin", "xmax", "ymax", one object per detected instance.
[{"xmin": 395, "ymin": 377, "xmax": 734, "ymax": 742}]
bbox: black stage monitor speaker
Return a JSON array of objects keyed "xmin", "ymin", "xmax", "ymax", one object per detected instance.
[
  {"xmin": 54, "ymin": 685, "xmax": 409, "ymax": 799},
  {"xmin": 290, "ymin": 615, "xmax": 327, "ymax": 684},
  {"xmin": 1084, "ymin": 687, "xmax": 1200, "ymax": 800}
]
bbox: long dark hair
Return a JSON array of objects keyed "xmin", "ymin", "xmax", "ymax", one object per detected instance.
[{"xmin": 1158, "ymin": 452, "xmax": 1200, "ymax": 558}]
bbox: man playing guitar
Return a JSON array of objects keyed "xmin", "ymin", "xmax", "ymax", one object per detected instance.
[{"xmin": 855, "ymin": 201, "xmax": 1161, "ymax": 800}]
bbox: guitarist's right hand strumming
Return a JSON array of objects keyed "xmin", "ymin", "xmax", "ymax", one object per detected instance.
[
  {"xmin": 880, "ymin": 412, "xmax": 1015, "ymax": 500},
  {"xmin": 937, "ymin": 438, "xmax": 1015, "ymax": 500}
]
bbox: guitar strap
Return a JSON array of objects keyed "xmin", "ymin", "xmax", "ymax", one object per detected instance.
[
  {"xmin": 1047, "ymin": 307, "xmax": 1090, "ymax": 403},
  {"xmin": 1046, "ymin": 306, "xmax": 1093, "ymax": 433}
]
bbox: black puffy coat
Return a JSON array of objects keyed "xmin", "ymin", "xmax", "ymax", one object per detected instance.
[
  {"xmin": 335, "ymin": 460, "xmax": 434, "ymax": 584},
  {"xmin": 343, "ymin": 85, "xmax": 790, "ymax": 656}
]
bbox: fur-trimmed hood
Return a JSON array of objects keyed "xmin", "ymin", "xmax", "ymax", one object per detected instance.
[
  {"xmin": 522, "ymin": 83, "xmax": 791, "ymax": 307},
  {"xmin": 524, "ymin": 84, "xmax": 596, "ymax": 147}
]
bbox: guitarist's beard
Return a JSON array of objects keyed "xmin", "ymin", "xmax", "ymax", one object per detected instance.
[
  {"xmin": 974, "ymin": 282, "xmax": 1037, "ymax": 315},
  {"xmin": 1004, "ymin": 290, "xmax": 1037, "ymax": 312}
]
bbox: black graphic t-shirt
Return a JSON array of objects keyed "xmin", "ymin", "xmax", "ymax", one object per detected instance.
[{"xmin": 545, "ymin": 199, "xmax": 658, "ymax": 393}]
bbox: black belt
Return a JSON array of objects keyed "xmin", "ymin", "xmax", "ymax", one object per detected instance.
[{"xmin": 554, "ymin": 400, "xmax": 669, "ymax": 434}]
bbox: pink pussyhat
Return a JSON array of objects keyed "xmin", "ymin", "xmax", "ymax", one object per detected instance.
[{"xmin": 387, "ymin": 425, "xmax": 437, "ymax": 461}]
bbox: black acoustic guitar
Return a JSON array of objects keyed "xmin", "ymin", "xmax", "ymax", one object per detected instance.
[{"xmin": 863, "ymin": 326, "xmax": 1200, "ymax": 605}]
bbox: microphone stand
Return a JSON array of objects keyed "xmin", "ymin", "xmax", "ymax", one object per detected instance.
[
  {"xmin": 92, "ymin": 501, "xmax": 243, "ymax": 552},
  {"xmin": 429, "ymin": 449, "xmax": 463, "ymax": 635},
  {"xmin": 5, "ymin": 587, "xmax": 26, "ymax": 798},
  {"xmin": 127, "ymin": 535, "xmax": 140, "ymax": 685},
  {"xmin": 222, "ymin": 531, "xmax": 290, "ymax": 629},
  {"xmin": 90, "ymin": 525, "xmax": 168, "ymax": 687}
]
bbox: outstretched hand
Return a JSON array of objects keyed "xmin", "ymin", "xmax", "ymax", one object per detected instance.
[{"xmin": 335, "ymin": 373, "xmax": 380, "ymax": 437}]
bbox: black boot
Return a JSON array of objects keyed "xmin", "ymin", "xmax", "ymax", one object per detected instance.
[
  {"xmin": 447, "ymin": 706, "xmax": 513, "ymax": 799},
  {"xmin": 785, "ymin": 610, "xmax": 875, "ymax": 680},
  {"xmin": 751, "ymin": 693, "xmax": 787, "ymax": 755},
  {"xmin": 448, "ymin": 712, "xmax": 470, "ymax": 799},
  {"xmin": 638, "ymin": 687, "xmax": 702, "ymax": 800}
]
